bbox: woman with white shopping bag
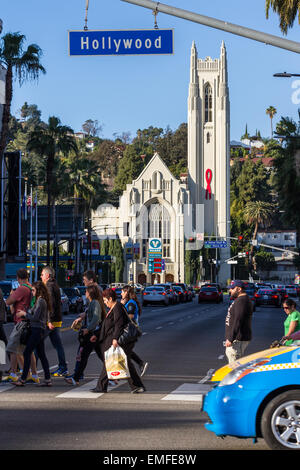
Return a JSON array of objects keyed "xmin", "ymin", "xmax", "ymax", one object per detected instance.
[{"xmin": 90, "ymin": 288, "xmax": 146, "ymax": 394}]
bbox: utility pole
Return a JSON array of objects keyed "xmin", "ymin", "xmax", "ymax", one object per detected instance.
[{"xmin": 121, "ymin": 0, "xmax": 300, "ymax": 54}]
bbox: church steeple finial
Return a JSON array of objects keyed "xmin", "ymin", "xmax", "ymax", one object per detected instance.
[{"xmin": 190, "ymin": 41, "xmax": 198, "ymax": 84}]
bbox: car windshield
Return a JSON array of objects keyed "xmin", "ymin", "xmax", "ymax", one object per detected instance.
[
  {"xmin": 76, "ymin": 287, "xmax": 86, "ymax": 295},
  {"xmin": 201, "ymin": 287, "xmax": 217, "ymax": 292},
  {"xmin": 258, "ymin": 289, "xmax": 272, "ymax": 294},
  {"xmin": 0, "ymin": 283, "xmax": 12, "ymax": 295},
  {"xmin": 146, "ymin": 287, "xmax": 164, "ymax": 292}
]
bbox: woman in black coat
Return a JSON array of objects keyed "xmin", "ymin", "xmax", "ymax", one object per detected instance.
[{"xmin": 91, "ymin": 288, "xmax": 145, "ymax": 393}]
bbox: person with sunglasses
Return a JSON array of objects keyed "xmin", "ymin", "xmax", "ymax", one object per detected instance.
[{"xmin": 282, "ymin": 299, "xmax": 300, "ymax": 345}]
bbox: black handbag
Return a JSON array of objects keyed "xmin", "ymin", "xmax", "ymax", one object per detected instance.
[
  {"xmin": 118, "ymin": 320, "xmax": 142, "ymax": 346},
  {"xmin": 19, "ymin": 320, "xmax": 31, "ymax": 345}
]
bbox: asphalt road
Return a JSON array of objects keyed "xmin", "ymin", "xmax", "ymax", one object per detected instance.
[{"xmin": 0, "ymin": 295, "xmax": 291, "ymax": 452}]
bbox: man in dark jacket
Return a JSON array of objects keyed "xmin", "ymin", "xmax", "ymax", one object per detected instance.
[
  {"xmin": 41, "ymin": 266, "xmax": 68, "ymax": 376},
  {"xmin": 225, "ymin": 280, "xmax": 253, "ymax": 363}
]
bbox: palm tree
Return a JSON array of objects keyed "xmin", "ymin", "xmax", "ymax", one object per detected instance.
[
  {"xmin": 27, "ymin": 116, "xmax": 78, "ymax": 264},
  {"xmin": 266, "ymin": 0, "xmax": 300, "ymax": 34},
  {"xmin": 266, "ymin": 106, "xmax": 277, "ymax": 137},
  {"xmin": 0, "ymin": 32, "xmax": 45, "ymax": 164},
  {"xmin": 244, "ymin": 201, "xmax": 275, "ymax": 270}
]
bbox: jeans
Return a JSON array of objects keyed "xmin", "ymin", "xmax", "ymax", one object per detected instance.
[
  {"xmin": 45, "ymin": 327, "xmax": 67, "ymax": 370},
  {"xmin": 21, "ymin": 327, "xmax": 50, "ymax": 381},
  {"xmin": 225, "ymin": 340, "xmax": 250, "ymax": 364}
]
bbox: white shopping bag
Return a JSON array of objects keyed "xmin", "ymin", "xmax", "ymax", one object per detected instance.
[
  {"xmin": 104, "ymin": 345, "xmax": 130, "ymax": 380},
  {"xmin": 0, "ymin": 340, "xmax": 6, "ymax": 365}
]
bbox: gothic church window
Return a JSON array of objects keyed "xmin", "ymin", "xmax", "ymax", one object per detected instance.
[
  {"xmin": 204, "ymin": 84, "xmax": 213, "ymax": 123},
  {"xmin": 152, "ymin": 171, "xmax": 163, "ymax": 191}
]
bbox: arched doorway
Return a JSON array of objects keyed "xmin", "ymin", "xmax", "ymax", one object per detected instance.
[
  {"xmin": 151, "ymin": 273, "xmax": 161, "ymax": 284},
  {"xmin": 138, "ymin": 273, "xmax": 146, "ymax": 285},
  {"xmin": 165, "ymin": 273, "xmax": 174, "ymax": 283}
]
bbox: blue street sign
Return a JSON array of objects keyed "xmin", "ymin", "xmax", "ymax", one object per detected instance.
[
  {"xmin": 204, "ymin": 240, "xmax": 228, "ymax": 249},
  {"xmin": 69, "ymin": 29, "xmax": 174, "ymax": 56}
]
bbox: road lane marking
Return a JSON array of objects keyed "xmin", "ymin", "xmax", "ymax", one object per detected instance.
[
  {"xmin": 162, "ymin": 383, "xmax": 213, "ymax": 402},
  {"xmin": 0, "ymin": 383, "xmax": 15, "ymax": 393},
  {"xmin": 56, "ymin": 379, "xmax": 103, "ymax": 398},
  {"xmin": 56, "ymin": 379, "xmax": 125, "ymax": 399}
]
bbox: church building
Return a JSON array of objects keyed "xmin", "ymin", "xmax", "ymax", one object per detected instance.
[{"xmin": 91, "ymin": 42, "xmax": 231, "ymax": 286}]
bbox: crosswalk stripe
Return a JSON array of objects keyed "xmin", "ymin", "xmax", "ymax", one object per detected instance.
[
  {"xmin": 161, "ymin": 383, "xmax": 213, "ymax": 402},
  {"xmin": 56, "ymin": 379, "xmax": 125, "ymax": 398},
  {"xmin": 0, "ymin": 383, "xmax": 15, "ymax": 392},
  {"xmin": 56, "ymin": 379, "xmax": 103, "ymax": 398}
]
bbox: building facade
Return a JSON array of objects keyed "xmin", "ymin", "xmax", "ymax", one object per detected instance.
[{"xmin": 91, "ymin": 42, "xmax": 231, "ymax": 286}]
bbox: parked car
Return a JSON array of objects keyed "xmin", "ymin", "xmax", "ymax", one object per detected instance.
[
  {"xmin": 172, "ymin": 285, "xmax": 187, "ymax": 302},
  {"xmin": 74, "ymin": 286, "xmax": 88, "ymax": 308},
  {"xmin": 198, "ymin": 286, "xmax": 222, "ymax": 304},
  {"xmin": 62, "ymin": 287, "xmax": 84, "ymax": 313},
  {"xmin": 134, "ymin": 283, "xmax": 144, "ymax": 293},
  {"xmin": 142, "ymin": 286, "xmax": 170, "ymax": 306},
  {"xmin": 0, "ymin": 280, "xmax": 18, "ymax": 322},
  {"xmin": 285, "ymin": 285, "xmax": 298, "ymax": 297},
  {"xmin": 60, "ymin": 288, "xmax": 70, "ymax": 315},
  {"xmin": 110, "ymin": 282, "xmax": 126, "ymax": 289},
  {"xmin": 202, "ymin": 341, "xmax": 300, "ymax": 450},
  {"xmin": 254, "ymin": 288, "xmax": 281, "ymax": 307}
]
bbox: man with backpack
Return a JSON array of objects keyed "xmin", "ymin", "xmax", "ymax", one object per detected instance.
[{"xmin": 5, "ymin": 268, "xmax": 39, "ymax": 383}]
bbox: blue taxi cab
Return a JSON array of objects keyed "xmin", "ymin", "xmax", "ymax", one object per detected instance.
[{"xmin": 202, "ymin": 341, "xmax": 300, "ymax": 450}]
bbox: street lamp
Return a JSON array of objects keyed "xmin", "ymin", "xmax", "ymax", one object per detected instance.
[{"xmin": 273, "ymin": 72, "xmax": 300, "ymax": 78}]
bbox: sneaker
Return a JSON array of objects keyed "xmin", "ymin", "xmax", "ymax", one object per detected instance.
[
  {"xmin": 6, "ymin": 373, "xmax": 19, "ymax": 383},
  {"xmin": 64, "ymin": 377, "xmax": 78, "ymax": 386},
  {"xmin": 140, "ymin": 362, "xmax": 149, "ymax": 377},
  {"xmin": 51, "ymin": 368, "xmax": 68, "ymax": 377},
  {"xmin": 26, "ymin": 374, "xmax": 40, "ymax": 384},
  {"xmin": 65, "ymin": 373, "xmax": 84, "ymax": 381},
  {"xmin": 131, "ymin": 387, "xmax": 146, "ymax": 394}
]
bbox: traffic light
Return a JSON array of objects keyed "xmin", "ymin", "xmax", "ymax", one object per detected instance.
[
  {"xmin": 238, "ymin": 235, "xmax": 243, "ymax": 244},
  {"xmin": 68, "ymin": 259, "xmax": 73, "ymax": 270}
]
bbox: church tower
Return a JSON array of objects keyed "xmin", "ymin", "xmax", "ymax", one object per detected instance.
[{"xmin": 187, "ymin": 41, "xmax": 231, "ymax": 284}]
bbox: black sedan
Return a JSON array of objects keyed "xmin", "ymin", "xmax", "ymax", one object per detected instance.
[
  {"xmin": 62, "ymin": 287, "xmax": 84, "ymax": 313},
  {"xmin": 254, "ymin": 289, "xmax": 281, "ymax": 308}
]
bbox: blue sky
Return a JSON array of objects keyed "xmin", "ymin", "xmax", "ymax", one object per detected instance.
[{"xmin": 1, "ymin": 0, "xmax": 300, "ymax": 141}]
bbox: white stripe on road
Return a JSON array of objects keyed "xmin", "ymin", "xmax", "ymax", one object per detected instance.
[
  {"xmin": 56, "ymin": 379, "xmax": 103, "ymax": 398},
  {"xmin": 162, "ymin": 383, "xmax": 213, "ymax": 402},
  {"xmin": 0, "ymin": 383, "xmax": 15, "ymax": 393},
  {"xmin": 56, "ymin": 379, "xmax": 124, "ymax": 399}
]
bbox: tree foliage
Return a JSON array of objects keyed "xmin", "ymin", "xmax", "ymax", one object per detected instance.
[{"xmin": 266, "ymin": 0, "xmax": 300, "ymax": 34}]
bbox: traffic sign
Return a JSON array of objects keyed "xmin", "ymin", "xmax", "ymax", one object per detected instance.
[
  {"xmin": 69, "ymin": 29, "xmax": 174, "ymax": 56},
  {"xmin": 148, "ymin": 238, "xmax": 162, "ymax": 257},
  {"xmin": 227, "ymin": 260, "xmax": 238, "ymax": 264},
  {"xmin": 204, "ymin": 240, "xmax": 228, "ymax": 249}
]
